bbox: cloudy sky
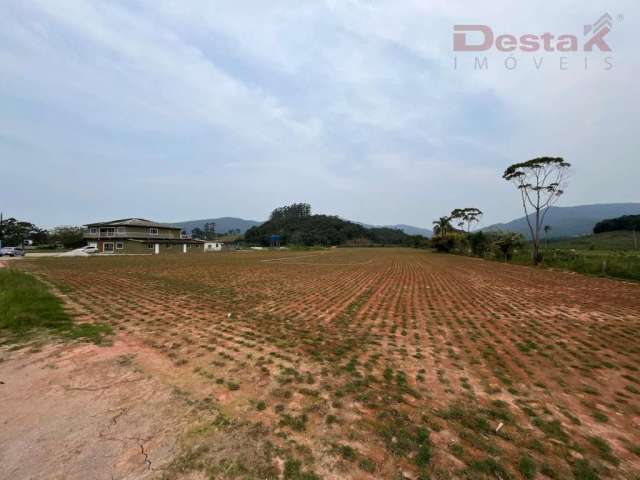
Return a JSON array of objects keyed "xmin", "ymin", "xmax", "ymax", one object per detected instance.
[{"xmin": 1, "ymin": 1, "xmax": 638, "ymax": 228}]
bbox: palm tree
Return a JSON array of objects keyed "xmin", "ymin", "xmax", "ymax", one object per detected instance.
[
  {"xmin": 432, "ymin": 217, "xmax": 452, "ymax": 236},
  {"xmin": 543, "ymin": 225, "xmax": 552, "ymax": 248}
]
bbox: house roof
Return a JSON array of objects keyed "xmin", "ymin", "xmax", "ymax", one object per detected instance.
[{"xmin": 84, "ymin": 218, "xmax": 181, "ymax": 230}]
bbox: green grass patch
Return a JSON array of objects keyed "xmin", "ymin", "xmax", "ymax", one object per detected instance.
[{"xmin": 0, "ymin": 269, "xmax": 111, "ymax": 344}]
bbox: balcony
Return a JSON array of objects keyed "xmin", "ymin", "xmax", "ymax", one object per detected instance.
[{"xmin": 84, "ymin": 230, "xmax": 181, "ymax": 239}]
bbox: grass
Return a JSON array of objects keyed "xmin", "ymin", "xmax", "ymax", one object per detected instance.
[
  {"xmin": 0, "ymin": 268, "xmax": 111, "ymax": 343},
  {"xmin": 507, "ymin": 231, "xmax": 640, "ymax": 281},
  {"xmin": 548, "ymin": 231, "xmax": 639, "ymax": 251},
  {"xmin": 518, "ymin": 455, "xmax": 537, "ymax": 479}
]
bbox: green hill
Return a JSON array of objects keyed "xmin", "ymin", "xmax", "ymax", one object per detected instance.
[
  {"xmin": 483, "ymin": 203, "xmax": 640, "ymax": 238},
  {"xmin": 244, "ymin": 203, "xmax": 426, "ymax": 247},
  {"xmin": 547, "ymin": 230, "xmax": 639, "ymax": 251}
]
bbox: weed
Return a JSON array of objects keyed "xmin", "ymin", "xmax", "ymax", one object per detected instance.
[
  {"xmin": 573, "ymin": 459, "xmax": 600, "ymax": 480},
  {"xmin": 518, "ymin": 454, "xmax": 536, "ymax": 479}
]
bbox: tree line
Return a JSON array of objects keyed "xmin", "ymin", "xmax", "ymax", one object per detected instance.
[
  {"xmin": 593, "ymin": 215, "xmax": 640, "ymax": 234},
  {"xmin": 432, "ymin": 157, "xmax": 571, "ymax": 264},
  {"xmin": 0, "ymin": 217, "xmax": 85, "ymax": 249}
]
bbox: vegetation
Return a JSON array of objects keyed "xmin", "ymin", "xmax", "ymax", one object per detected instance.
[
  {"xmin": 594, "ymin": 214, "xmax": 640, "ymax": 235},
  {"xmin": 15, "ymin": 248, "xmax": 640, "ymax": 478},
  {"xmin": 49, "ymin": 226, "xmax": 85, "ymax": 249},
  {"xmin": 245, "ymin": 203, "xmax": 428, "ymax": 247},
  {"xmin": 0, "ymin": 217, "xmax": 48, "ymax": 246},
  {"xmin": 191, "ymin": 222, "xmax": 217, "ymax": 240},
  {"xmin": 0, "ymin": 216, "xmax": 88, "ymax": 249},
  {"xmin": 548, "ymin": 230, "xmax": 638, "ymax": 251},
  {"xmin": 0, "ymin": 268, "xmax": 111, "ymax": 343},
  {"xmin": 502, "ymin": 157, "xmax": 571, "ymax": 264},
  {"xmin": 512, "ymin": 245, "xmax": 640, "ymax": 281},
  {"xmin": 449, "ymin": 208, "xmax": 483, "ymax": 234}
]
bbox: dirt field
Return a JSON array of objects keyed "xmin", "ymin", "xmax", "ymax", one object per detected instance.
[{"xmin": 3, "ymin": 248, "xmax": 640, "ymax": 479}]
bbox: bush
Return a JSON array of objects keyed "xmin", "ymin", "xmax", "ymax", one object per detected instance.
[{"xmin": 469, "ymin": 231, "xmax": 490, "ymax": 256}]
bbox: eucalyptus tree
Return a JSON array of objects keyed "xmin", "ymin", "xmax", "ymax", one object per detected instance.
[
  {"xmin": 450, "ymin": 208, "xmax": 483, "ymax": 234},
  {"xmin": 503, "ymin": 157, "xmax": 571, "ymax": 264}
]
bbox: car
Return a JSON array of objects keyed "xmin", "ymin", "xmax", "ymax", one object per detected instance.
[
  {"xmin": 81, "ymin": 246, "xmax": 99, "ymax": 254},
  {"xmin": 0, "ymin": 246, "xmax": 25, "ymax": 257}
]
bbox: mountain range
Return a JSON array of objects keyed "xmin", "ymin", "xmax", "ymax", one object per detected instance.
[
  {"xmin": 170, "ymin": 203, "xmax": 640, "ymax": 240},
  {"xmin": 171, "ymin": 218, "xmax": 433, "ymax": 237},
  {"xmin": 482, "ymin": 203, "xmax": 640, "ymax": 238},
  {"xmin": 170, "ymin": 217, "xmax": 261, "ymax": 235}
]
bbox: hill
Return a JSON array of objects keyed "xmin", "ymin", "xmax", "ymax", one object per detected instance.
[
  {"xmin": 244, "ymin": 213, "xmax": 425, "ymax": 247},
  {"xmin": 548, "ymin": 230, "xmax": 639, "ymax": 251},
  {"xmin": 359, "ymin": 223, "xmax": 432, "ymax": 237},
  {"xmin": 483, "ymin": 203, "xmax": 640, "ymax": 238},
  {"xmin": 170, "ymin": 217, "xmax": 261, "ymax": 235},
  {"xmin": 386, "ymin": 224, "xmax": 432, "ymax": 237}
]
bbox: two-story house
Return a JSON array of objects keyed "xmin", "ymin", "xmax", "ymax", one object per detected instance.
[{"xmin": 84, "ymin": 218, "xmax": 203, "ymax": 254}]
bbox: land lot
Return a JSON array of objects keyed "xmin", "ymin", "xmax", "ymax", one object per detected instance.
[{"xmin": 2, "ymin": 248, "xmax": 640, "ymax": 479}]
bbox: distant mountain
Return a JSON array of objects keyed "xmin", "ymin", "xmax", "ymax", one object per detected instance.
[
  {"xmin": 482, "ymin": 203, "xmax": 640, "ymax": 238},
  {"xmin": 359, "ymin": 222, "xmax": 432, "ymax": 237},
  {"xmin": 172, "ymin": 216, "xmax": 432, "ymax": 238},
  {"xmin": 387, "ymin": 224, "xmax": 433, "ymax": 237},
  {"xmin": 170, "ymin": 217, "xmax": 261, "ymax": 235}
]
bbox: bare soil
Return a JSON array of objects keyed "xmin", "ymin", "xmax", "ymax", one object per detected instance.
[{"xmin": 4, "ymin": 248, "xmax": 640, "ymax": 479}]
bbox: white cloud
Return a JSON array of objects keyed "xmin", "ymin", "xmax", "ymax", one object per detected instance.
[{"xmin": 0, "ymin": 0, "xmax": 637, "ymax": 228}]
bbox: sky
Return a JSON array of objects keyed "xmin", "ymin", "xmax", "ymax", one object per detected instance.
[{"xmin": 1, "ymin": 1, "xmax": 638, "ymax": 229}]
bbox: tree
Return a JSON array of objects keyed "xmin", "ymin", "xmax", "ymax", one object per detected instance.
[
  {"xmin": 191, "ymin": 223, "xmax": 216, "ymax": 240},
  {"xmin": 503, "ymin": 157, "xmax": 571, "ymax": 264},
  {"xmin": 50, "ymin": 226, "xmax": 85, "ymax": 249},
  {"xmin": 0, "ymin": 217, "xmax": 48, "ymax": 246},
  {"xmin": 469, "ymin": 231, "xmax": 490, "ymax": 257},
  {"xmin": 543, "ymin": 225, "xmax": 552, "ymax": 248},
  {"xmin": 450, "ymin": 208, "xmax": 483, "ymax": 235},
  {"xmin": 492, "ymin": 231, "xmax": 524, "ymax": 261},
  {"xmin": 203, "ymin": 222, "xmax": 216, "ymax": 240},
  {"xmin": 432, "ymin": 217, "xmax": 452, "ymax": 236},
  {"xmin": 269, "ymin": 203, "xmax": 311, "ymax": 222}
]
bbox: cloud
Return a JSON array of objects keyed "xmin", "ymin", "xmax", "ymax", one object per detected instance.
[{"xmin": 0, "ymin": 0, "xmax": 637, "ymax": 228}]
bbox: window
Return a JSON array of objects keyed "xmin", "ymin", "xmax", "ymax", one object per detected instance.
[
  {"xmin": 103, "ymin": 242, "xmax": 114, "ymax": 252},
  {"xmin": 116, "ymin": 241, "xmax": 124, "ymax": 250},
  {"xmin": 147, "ymin": 243, "xmax": 153, "ymax": 249},
  {"xmin": 90, "ymin": 227, "xmax": 98, "ymax": 234},
  {"xmin": 149, "ymin": 227, "xmax": 158, "ymax": 236}
]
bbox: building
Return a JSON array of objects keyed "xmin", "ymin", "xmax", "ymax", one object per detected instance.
[
  {"xmin": 84, "ymin": 218, "xmax": 203, "ymax": 254},
  {"xmin": 203, "ymin": 241, "xmax": 225, "ymax": 252}
]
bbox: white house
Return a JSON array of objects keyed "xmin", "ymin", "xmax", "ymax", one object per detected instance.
[{"xmin": 203, "ymin": 241, "xmax": 225, "ymax": 252}]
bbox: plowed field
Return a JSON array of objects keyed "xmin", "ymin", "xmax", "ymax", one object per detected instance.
[{"xmin": 13, "ymin": 248, "xmax": 640, "ymax": 479}]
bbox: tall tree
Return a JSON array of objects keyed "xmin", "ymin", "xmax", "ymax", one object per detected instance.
[
  {"xmin": 503, "ymin": 157, "xmax": 571, "ymax": 264},
  {"xmin": 450, "ymin": 208, "xmax": 483, "ymax": 234}
]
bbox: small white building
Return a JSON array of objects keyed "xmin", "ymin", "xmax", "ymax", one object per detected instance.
[{"xmin": 204, "ymin": 241, "xmax": 225, "ymax": 252}]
